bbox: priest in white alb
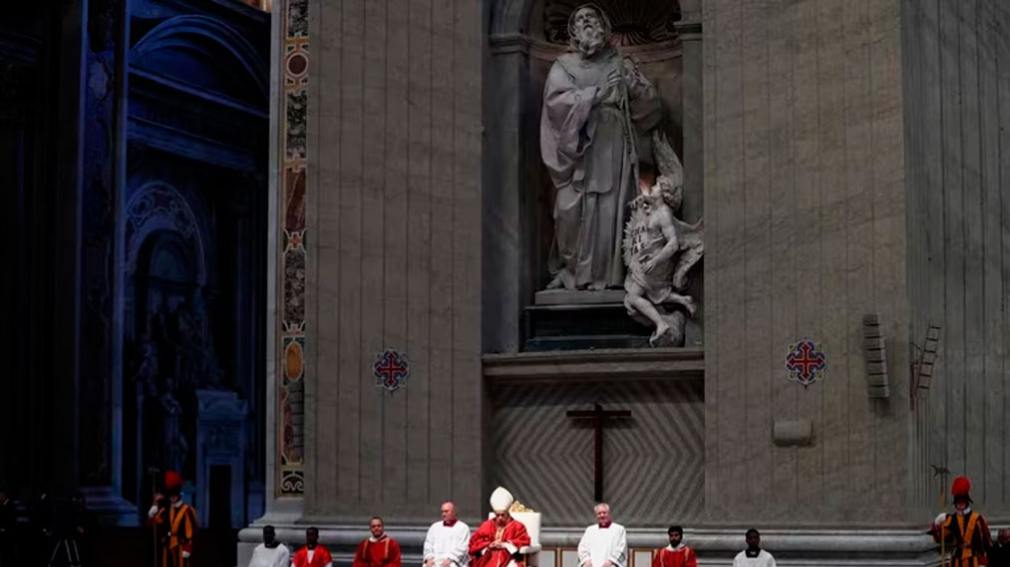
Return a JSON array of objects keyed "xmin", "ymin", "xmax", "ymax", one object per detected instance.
[
  {"xmin": 577, "ymin": 503, "xmax": 627, "ymax": 567},
  {"xmin": 423, "ymin": 501, "xmax": 470, "ymax": 567}
]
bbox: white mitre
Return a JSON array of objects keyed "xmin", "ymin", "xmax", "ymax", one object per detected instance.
[
  {"xmin": 490, "ymin": 486, "xmax": 514, "ymax": 513},
  {"xmin": 486, "ymin": 488, "xmax": 541, "ymax": 550}
]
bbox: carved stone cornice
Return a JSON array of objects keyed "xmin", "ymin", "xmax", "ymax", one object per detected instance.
[
  {"xmin": 483, "ymin": 347, "xmax": 704, "ymax": 385},
  {"xmin": 673, "ymin": 20, "xmax": 703, "ymax": 41},
  {"xmin": 489, "ymin": 32, "xmax": 531, "ymax": 55}
]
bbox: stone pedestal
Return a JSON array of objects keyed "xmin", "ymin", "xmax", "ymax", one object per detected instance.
[
  {"xmin": 533, "ymin": 289, "xmax": 625, "ymax": 305},
  {"xmin": 527, "ymin": 291, "xmax": 648, "ymax": 351},
  {"xmin": 526, "ymin": 290, "xmax": 700, "ymax": 350},
  {"xmin": 524, "ymin": 302, "xmax": 652, "ymax": 351}
]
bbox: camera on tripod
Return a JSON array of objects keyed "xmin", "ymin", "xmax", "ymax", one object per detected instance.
[{"xmin": 44, "ymin": 494, "xmax": 93, "ymax": 567}]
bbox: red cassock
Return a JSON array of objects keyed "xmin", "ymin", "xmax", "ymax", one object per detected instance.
[
  {"xmin": 353, "ymin": 536, "xmax": 402, "ymax": 567},
  {"xmin": 292, "ymin": 545, "xmax": 334, "ymax": 567},
  {"xmin": 469, "ymin": 518, "xmax": 531, "ymax": 567},
  {"xmin": 651, "ymin": 546, "xmax": 697, "ymax": 567}
]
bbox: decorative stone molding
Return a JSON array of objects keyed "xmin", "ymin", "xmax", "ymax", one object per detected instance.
[
  {"xmin": 483, "ymin": 347, "xmax": 704, "ymax": 384},
  {"xmin": 489, "ymin": 32, "xmax": 532, "ymax": 55},
  {"xmin": 672, "ymin": 20, "xmax": 702, "ymax": 41},
  {"xmin": 277, "ymin": 0, "xmax": 309, "ymax": 497}
]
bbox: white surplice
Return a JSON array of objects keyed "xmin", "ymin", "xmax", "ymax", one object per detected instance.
[
  {"xmin": 577, "ymin": 523, "xmax": 627, "ymax": 567},
  {"xmin": 422, "ymin": 521, "xmax": 470, "ymax": 567},
  {"xmin": 247, "ymin": 543, "xmax": 290, "ymax": 567}
]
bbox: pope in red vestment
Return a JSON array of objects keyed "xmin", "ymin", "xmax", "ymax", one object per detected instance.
[
  {"xmin": 354, "ymin": 517, "xmax": 402, "ymax": 567},
  {"xmin": 470, "ymin": 488, "xmax": 531, "ymax": 567}
]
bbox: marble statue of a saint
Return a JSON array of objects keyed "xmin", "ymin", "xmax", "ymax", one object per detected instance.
[
  {"xmin": 172, "ymin": 297, "xmax": 223, "ymax": 389},
  {"xmin": 133, "ymin": 336, "xmax": 160, "ymax": 399},
  {"xmin": 160, "ymin": 378, "xmax": 188, "ymax": 472},
  {"xmin": 623, "ymin": 132, "xmax": 703, "ymax": 346},
  {"xmin": 540, "ymin": 3, "xmax": 663, "ymax": 291}
]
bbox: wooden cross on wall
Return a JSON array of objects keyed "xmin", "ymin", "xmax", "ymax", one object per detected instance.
[{"xmin": 567, "ymin": 403, "xmax": 632, "ymax": 502}]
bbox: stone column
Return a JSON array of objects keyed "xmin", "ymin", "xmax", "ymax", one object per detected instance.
[
  {"xmin": 674, "ymin": 20, "xmax": 703, "ymax": 223},
  {"xmin": 675, "ymin": 19, "xmax": 704, "ymax": 347},
  {"xmin": 262, "ymin": 0, "xmax": 305, "ymax": 521},
  {"xmin": 484, "ymin": 33, "xmax": 533, "ymax": 354},
  {"xmin": 52, "ymin": 0, "xmax": 87, "ymax": 499},
  {"xmin": 90, "ymin": 0, "xmax": 142, "ymax": 524}
]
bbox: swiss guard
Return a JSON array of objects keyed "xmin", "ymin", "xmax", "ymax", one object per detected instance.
[
  {"xmin": 147, "ymin": 470, "xmax": 198, "ymax": 567},
  {"xmin": 930, "ymin": 475, "xmax": 992, "ymax": 567}
]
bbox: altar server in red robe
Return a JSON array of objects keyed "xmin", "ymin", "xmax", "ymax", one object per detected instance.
[
  {"xmin": 469, "ymin": 487, "xmax": 531, "ymax": 567},
  {"xmin": 651, "ymin": 526, "xmax": 696, "ymax": 567},
  {"xmin": 292, "ymin": 527, "xmax": 333, "ymax": 567},
  {"xmin": 353, "ymin": 517, "xmax": 401, "ymax": 567}
]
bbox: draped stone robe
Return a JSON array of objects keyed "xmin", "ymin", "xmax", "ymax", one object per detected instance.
[{"xmin": 540, "ymin": 47, "xmax": 662, "ymax": 290}]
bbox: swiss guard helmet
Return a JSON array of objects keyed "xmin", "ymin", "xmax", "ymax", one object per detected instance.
[
  {"xmin": 164, "ymin": 470, "xmax": 184, "ymax": 495},
  {"xmin": 951, "ymin": 475, "xmax": 972, "ymax": 503}
]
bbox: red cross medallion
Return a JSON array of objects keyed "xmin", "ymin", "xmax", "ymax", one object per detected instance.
[
  {"xmin": 374, "ymin": 349, "xmax": 409, "ymax": 392},
  {"xmin": 786, "ymin": 339, "xmax": 826, "ymax": 387}
]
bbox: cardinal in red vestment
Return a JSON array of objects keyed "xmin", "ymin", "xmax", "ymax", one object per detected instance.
[{"xmin": 469, "ymin": 487, "xmax": 531, "ymax": 567}]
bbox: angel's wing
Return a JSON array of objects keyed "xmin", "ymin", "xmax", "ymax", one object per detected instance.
[
  {"xmin": 672, "ymin": 218, "xmax": 704, "ymax": 291},
  {"xmin": 652, "ymin": 130, "xmax": 684, "ymax": 212},
  {"xmin": 653, "ymin": 130, "xmax": 683, "ymax": 181}
]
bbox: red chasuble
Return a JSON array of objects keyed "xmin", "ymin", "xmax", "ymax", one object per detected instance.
[
  {"xmin": 651, "ymin": 546, "xmax": 697, "ymax": 567},
  {"xmin": 353, "ymin": 536, "xmax": 402, "ymax": 567},
  {"xmin": 292, "ymin": 545, "xmax": 334, "ymax": 567},
  {"xmin": 469, "ymin": 518, "xmax": 531, "ymax": 567}
]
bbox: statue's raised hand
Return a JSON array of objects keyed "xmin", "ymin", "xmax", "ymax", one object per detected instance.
[{"xmin": 594, "ymin": 70, "xmax": 623, "ymax": 104}]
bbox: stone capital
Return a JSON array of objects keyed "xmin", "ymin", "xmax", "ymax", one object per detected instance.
[{"xmin": 489, "ymin": 33, "xmax": 531, "ymax": 56}]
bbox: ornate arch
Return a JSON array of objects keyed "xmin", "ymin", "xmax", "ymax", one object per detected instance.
[
  {"xmin": 125, "ymin": 182, "xmax": 208, "ymax": 286},
  {"xmin": 490, "ymin": 0, "xmax": 535, "ymax": 36},
  {"xmin": 130, "ymin": 15, "xmax": 269, "ymax": 102},
  {"xmin": 542, "ymin": 1, "xmax": 681, "ymax": 46},
  {"xmin": 484, "ymin": 0, "xmax": 690, "ymax": 353},
  {"xmin": 491, "ymin": 0, "xmax": 685, "ymax": 42}
]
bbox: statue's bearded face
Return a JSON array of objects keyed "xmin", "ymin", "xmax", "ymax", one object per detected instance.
[{"xmin": 572, "ymin": 7, "xmax": 607, "ymax": 56}]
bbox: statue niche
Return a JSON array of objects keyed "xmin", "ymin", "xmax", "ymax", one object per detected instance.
[
  {"xmin": 526, "ymin": 2, "xmax": 701, "ymax": 349},
  {"xmin": 126, "ymin": 230, "xmax": 223, "ymax": 502}
]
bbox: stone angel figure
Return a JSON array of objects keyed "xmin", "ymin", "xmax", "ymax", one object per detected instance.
[{"xmin": 622, "ymin": 131, "xmax": 704, "ymax": 346}]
